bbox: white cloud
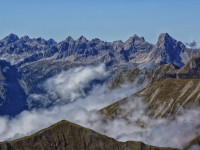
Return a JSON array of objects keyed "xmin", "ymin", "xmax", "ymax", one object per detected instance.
[
  {"xmin": 0, "ymin": 63, "xmax": 199, "ymax": 149},
  {"xmin": 28, "ymin": 63, "xmax": 110, "ymax": 107},
  {"xmin": 0, "ymin": 64, "xmax": 146, "ymax": 142},
  {"xmin": 0, "ymin": 82, "xmax": 145, "ymax": 141}
]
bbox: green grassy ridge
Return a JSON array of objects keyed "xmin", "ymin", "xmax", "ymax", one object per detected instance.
[
  {"xmin": 0, "ymin": 120, "xmax": 179, "ymax": 150},
  {"xmin": 101, "ymin": 78, "xmax": 200, "ymax": 119}
]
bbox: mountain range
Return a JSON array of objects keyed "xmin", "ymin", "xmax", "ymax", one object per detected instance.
[
  {"xmin": 0, "ymin": 33, "xmax": 199, "ymax": 115},
  {"xmin": 0, "ymin": 33, "xmax": 198, "ymax": 68},
  {"xmin": 0, "ymin": 33, "xmax": 200, "ymax": 150}
]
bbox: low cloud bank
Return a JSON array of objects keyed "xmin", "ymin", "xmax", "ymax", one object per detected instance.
[
  {"xmin": 28, "ymin": 63, "xmax": 110, "ymax": 108},
  {"xmin": 103, "ymin": 98, "xmax": 200, "ymax": 148},
  {"xmin": 0, "ymin": 63, "xmax": 145, "ymax": 141},
  {"xmin": 0, "ymin": 63, "xmax": 199, "ymax": 149}
]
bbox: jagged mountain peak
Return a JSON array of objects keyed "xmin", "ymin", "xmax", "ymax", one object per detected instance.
[
  {"xmin": 91, "ymin": 38, "xmax": 102, "ymax": 43},
  {"xmin": 150, "ymin": 33, "xmax": 189, "ymax": 67},
  {"xmin": 35, "ymin": 37, "xmax": 47, "ymax": 44},
  {"xmin": 47, "ymin": 38, "xmax": 57, "ymax": 45},
  {"xmin": 156, "ymin": 33, "xmax": 185, "ymax": 49},
  {"xmin": 112, "ymin": 40, "xmax": 123, "ymax": 47},
  {"xmin": 1, "ymin": 33, "xmax": 19, "ymax": 45},
  {"xmin": 19, "ymin": 35, "xmax": 30, "ymax": 42},
  {"xmin": 123, "ymin": 34, "xmax": 149, "ymax": 52},
  {"xmin": 156, "ymin": 33, "xmax": 176, "ymax": 46},
  {"xmin": 0, "ymin": 33, "xmax": 198, "ymax": 69},
  {"xmin": 64, "ymin": 36, "xmax": 74, "ymax": 43},
  {"xmin": 158, "ymin": 32, "xmax": 170, "ymax": 39},
  {"xmin": 5, "ymin": 33, "xmax": 19, "ymax": 39},
  {"xmin": 77, "ymin": 35, "xmax": 88, "ymax": 43},
  {"xmin": 126, "ymin": 34, "xmax": 145, "ymax": 44}
]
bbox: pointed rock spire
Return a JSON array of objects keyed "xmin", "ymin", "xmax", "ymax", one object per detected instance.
[
  {"xmin": 20, "ymin": 35, "xmax": 30, "ymax": 42},
  {"xmin": 124, "ymin": 34, "xmax": 146, "ymax": 51},
  {"xmin": 36, "ymin": 37, "xmax": 47, "ymax": 44},
  {"xmin": 156, "ymin": 33, "xmax": 175, "ymax": 46},
  {"xmin": 151, "ymin": 33, "xmax": 186, "ymax": 67},
  {"xmin": 47, "ymin": 38, "xmax": 57, "ymax": 45},
  {"xmin": 64, "ymin": 36, "xmax": 74, "ymax": 43},
  {"xmin": 126, "ymin": 34, "xmax": 145, "ymax": 43},
  {"xmin": 1, "ymin": 33, "xmax": 19, "ymax": 44},
  {"xmin": 77, "ymin": 36, "xmax": 88, "ymax": 43}
]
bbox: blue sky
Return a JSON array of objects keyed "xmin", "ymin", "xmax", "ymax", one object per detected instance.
[{"xmin": 0, "ymin": 0, "xmax": 199, "ymax": 44}]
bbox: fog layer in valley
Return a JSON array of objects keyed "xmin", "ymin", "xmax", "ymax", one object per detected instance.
[{"xmin": 0, "ymin": 64, "xmax": 199, "ymax": 149}]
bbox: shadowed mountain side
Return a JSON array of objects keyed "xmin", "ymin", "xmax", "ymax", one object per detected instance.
[
  {"xmin": 0, "ymin": 60, "xmax": 27, "ymax": 116},
  {"xmin": 0, "ymin": 120, "xmax": 179, "ymax": 150}
]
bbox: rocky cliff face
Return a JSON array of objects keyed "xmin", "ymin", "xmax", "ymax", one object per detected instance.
[
  {"xmin": 147, "ymin": 33, "xmax": 198, "ymax": 67},
  {"xmin": 0, "ymin": 33, "xmax": 154, "ymax": 66},
  {"xmin": 150, "ymin": 33, "xmax": 185, "ymax": 66},
  {"xmin": 0, "ymin": 120, "xmax": 179, "ymax": 150}
]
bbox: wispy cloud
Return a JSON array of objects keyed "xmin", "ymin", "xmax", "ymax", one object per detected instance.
[
  {"xmin": 0, "ymin": 63, "xmax": 199, "ymax": 149},
  {"xmin": 28, "ymin": 63, "xmax": 110, "ymax": 108}
]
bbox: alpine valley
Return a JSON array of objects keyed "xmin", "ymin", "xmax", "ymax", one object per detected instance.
[{"xmin": 0, "ymin": 33, "xmax": 199, "ymax": 150}]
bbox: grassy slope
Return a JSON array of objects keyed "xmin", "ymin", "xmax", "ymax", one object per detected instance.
[
  {"xmin": 0, "ymin": 120, "xmax": 179, "ymax": 150},
  {"xmin": 101, "ymin": 78, "xmax": 200, "ymax": 119}
]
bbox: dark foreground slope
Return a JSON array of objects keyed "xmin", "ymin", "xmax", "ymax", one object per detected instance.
[{"xmin": 0, "ymin": 120, "xmax": 178, "ymax": 150}]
